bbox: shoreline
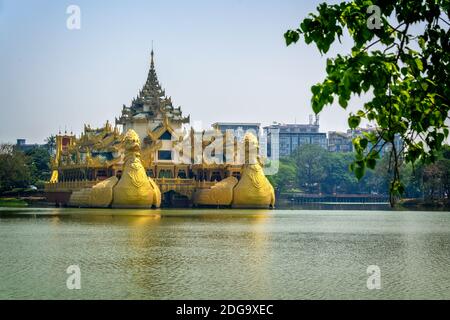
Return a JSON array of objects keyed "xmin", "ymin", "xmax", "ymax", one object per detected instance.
[{"xmin": 1, "ymin": 196, "xmax": 449, "ymax": 212}]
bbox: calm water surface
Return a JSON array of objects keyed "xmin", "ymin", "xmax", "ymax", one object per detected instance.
[{"xmin": 0, "ymin": 207, "xmax": 449, "ymax": 299}]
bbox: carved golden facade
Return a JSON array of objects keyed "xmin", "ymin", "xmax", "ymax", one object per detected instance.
[{"xmin": 45, "ymin": 50, "xmax": 275, "ymax": 209}]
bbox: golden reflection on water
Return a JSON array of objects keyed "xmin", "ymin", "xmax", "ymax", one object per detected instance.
[
  {"xmin": 109, "ymin": 208, "xmax": 274, "ymax": 298},
  {"xmin": 50, "ymin": 216, "xmax": 61, "ymax": 225},
  {"xmin": 129, "ymin": 214, "xmax": 161, "ymax": 227}
]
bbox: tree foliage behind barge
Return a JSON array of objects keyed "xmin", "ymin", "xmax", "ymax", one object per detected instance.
[{"xmin": 282, "ymin": 193, "xmax": 389, "ymax": 204}]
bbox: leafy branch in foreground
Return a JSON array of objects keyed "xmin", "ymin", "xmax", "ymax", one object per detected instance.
[{"xmin": 285, "ymin": 0, "xmax": 450, "ymax": 206}]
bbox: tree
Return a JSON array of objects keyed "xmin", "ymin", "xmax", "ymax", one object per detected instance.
[
  {"xmin": 363, "ymin": 153, "xmax": 391, "ymax": 195},
  {"xmin": 422, "ymin": 147, "xmax": 450, "ymax": 199},
  {"xmin": 24, "ymin": 146, "xmax": 51, "ymax": 184},
  {"xmin": 267, "ymin": 158, "xmax": 297, "ymax": 195},
  {"xmin": 45, "ymin": 135, "xmax": 56, "ymax": 155},
  {"xmin": 285, "ymin": 0, "xmax": 450, "ymax": 205},
  {"xmin": 0, "ymin": 144, "xmax": 31, "ymax": 192},
  {"xmin": 323, "ymin": 152, "xmax": 358, "ymax": 194},
  {"xmin": 401, "ymin": 162, "xmax": 424, "ymax": 198},
  {"xmin": 292, "ymin": 144, "xmax": 329, "ymax": 193}
]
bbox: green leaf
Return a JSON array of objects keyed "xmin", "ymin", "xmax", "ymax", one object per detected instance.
[
  {"xmin": 418, "ymin": 37, "xmax": 425, "ymax": 49},
  {"xmin": 356, "ymin": 110, "xmax": 366, "ymax": 117},
  {"xmin": 366, "ymin": 158, "xmax": 376, "ymax": 170},
  {"xmin": 339, "ymin": 96, "xmax": 348, "ymax": 108},
  {"xmin": 312, "ymin": 98, "xmax": 324, "ymax": 114},
  {"xmin": 348, "ymin": 115, "xmax": 360, "ymax": 129},
  {"xmin": 349, "ymin": 162, "xmax": 355, "ymax": 172},
  {"xmin": 354, "ymin": 165, "xmax": 365, "ymax": 180},
  {"xmin": 311, "ymin": 84, "xmax": 321, "ymax": 95},
  {"xmin": 360, "ymin": 138, "xmax": 368, "ymax": 149},
  {"xmin": 415, "ymin": 58, "xmax": 423, "ymax": 72},
  {"xmin": 284, "ymin": 30, "xmax": 300, "ymax": 46}
]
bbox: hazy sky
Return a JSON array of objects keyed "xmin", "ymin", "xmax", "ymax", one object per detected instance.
[{"xmin": 0, "ymin": 0, "xmax": 366, "ymax": 144}]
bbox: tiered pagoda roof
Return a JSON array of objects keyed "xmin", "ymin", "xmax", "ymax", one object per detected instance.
[{"xmin": 116, "ymin": 50, "xmax": 189, "ymax": 125}]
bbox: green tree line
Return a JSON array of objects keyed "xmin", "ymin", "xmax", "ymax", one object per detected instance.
[
  {"xmin": 0, "ymin": 143, "xmax": 52, "ymax": 194},
  {"xmin": 268, "ymin": 144, "xmax": 450, "ymax": 201}
]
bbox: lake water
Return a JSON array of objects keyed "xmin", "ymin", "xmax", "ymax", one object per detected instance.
[{"xmin": 0, "ymin": 207, "xmax": 449, "ymax": 299}]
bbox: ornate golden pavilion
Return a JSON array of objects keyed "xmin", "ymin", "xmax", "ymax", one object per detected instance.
[{"xmin": 45, "ymin": 50, "xmax": 275, "ymax": 208}]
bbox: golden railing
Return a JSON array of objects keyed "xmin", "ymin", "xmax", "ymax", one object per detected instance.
[
  {"xmin": 155, "ymin": 178, "xmax": 215, "ymax": 187},
  {"xmin": 155, "ymin": 178, "xmax": 217, "ymax": 199},
  {"xmin": 44, "ymin": 180, "xmax": 98, "ymax": 192},
  {"xmin": 44, "ymin": 178, "xmax": 218, "ymax": 198}
]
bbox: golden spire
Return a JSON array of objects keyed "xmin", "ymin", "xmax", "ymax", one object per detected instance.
[{"xmin": 150, "ymin": 41, "xmax": 154, "ymax": 69}]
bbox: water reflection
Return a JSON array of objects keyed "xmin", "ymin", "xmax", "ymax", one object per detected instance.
[{"xmin": 0, "ymin": 208, "xmax": 449, "ymax": 299}]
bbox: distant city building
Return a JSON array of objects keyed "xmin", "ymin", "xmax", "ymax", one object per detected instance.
[
  {"xmin": 15, "ymin": 139, "xmax": 43, "ymax": 152},
  {"xmin": 348, "ymin": 127, "xmax": 403, "ymax": 156},
  {"xmin": 326, "ymin": 127, "xmax": 403, "ymax": 155},
  {"xmin": 261, "ymin": 120, "xmax": 403, "ymax": 157},
  {"xmin": 212, "ymin": 122, "xmax": 261, "ymax": 135},
  {"xmin": 328, "ymin": 131, "xmax": 353, "ymax": 152},
  {"xmin": 264, "ymin": 116, "xmax": 327, "ymax": 157}
]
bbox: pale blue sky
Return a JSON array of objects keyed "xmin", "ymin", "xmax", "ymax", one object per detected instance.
[{"xmin": 0, "ymin": 0, "xmax": 363, "ymax": 144}]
